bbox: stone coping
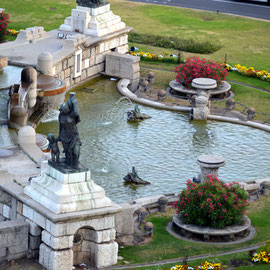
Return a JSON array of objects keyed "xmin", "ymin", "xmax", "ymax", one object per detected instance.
[
  {"xmin": 169, "ymin": 80, "xmax": 231, "ymax": 96},
  {"xmin": 117, "ymin": 79, "xmax": 270, "ymax": 133},
  {"xmin": 173, "ymin": 214, "xmax": 251, "ymax": 236},
  {"xmin": 167, "ymin": 222, "xmax": 257, "ymax": 245},
  {"xmin": 0, "ymin": 182, "xmax": 121, "ymax": 223},
  {"xmin": 197, "ymin": 154, "xmax": 226, "ymax": 168}
]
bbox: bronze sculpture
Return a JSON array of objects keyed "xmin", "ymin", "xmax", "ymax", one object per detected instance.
[
  {"xmin": 76, "ymin": 0, "xmax": 106, "ymax": 8},
  {"xmin": 48, "ymin": 92, "xmax": 82, "ymax": 170}
]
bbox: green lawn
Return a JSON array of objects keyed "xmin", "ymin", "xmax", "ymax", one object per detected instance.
[{"xmin": 2, "ymin": 0, "xmax": 270, "ymax": 70}]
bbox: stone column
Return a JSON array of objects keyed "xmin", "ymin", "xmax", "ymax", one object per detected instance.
[
  {"xmin": 197, "ymin": 154, "xmax": 225, "ymax": 182},
  {"xmin": 191, "ymin": 78, "xmax": 217, "ymax": 120}
]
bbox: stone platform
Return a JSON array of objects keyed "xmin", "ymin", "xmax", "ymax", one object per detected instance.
[
  {"xmin": 60, "ymin": 4, "xmax": 126, "ymax": 37},
  {"xmin": 24, "ymin": 161, "xmax": 112, "ymax": 214},
  {"xmin": 173, "ymin": 214, "xmax": 252, "ymax": 243}
]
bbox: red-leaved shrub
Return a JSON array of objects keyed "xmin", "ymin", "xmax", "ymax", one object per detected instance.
[
  {"xmin": 173, "ymin": 175, "xmax": 248, "ymax": 228},
  {"xmin": 174, "ymin": 57, "xmax": 228, "ymax": 88},
  {"xmin": 0, "ymin": 11, "xmax": 10, "ymax": 43}
]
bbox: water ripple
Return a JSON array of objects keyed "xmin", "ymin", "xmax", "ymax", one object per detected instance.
[{"xmin": 36, "ymin": 79, "xmax": 270, "ymax": 203}]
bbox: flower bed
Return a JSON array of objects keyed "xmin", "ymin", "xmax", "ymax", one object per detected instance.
[
  {"xmin": 170, "ymin": 261, "xmax": 222, "ymax": 270},
  {"xmin": 175, "ymin": 57, "xmax": 228, "ymax": 88},
  {"xmin": 0, "ymin": 11, "xmax": 10, "ymax": 43},
  {"xmin": 173, "ymin": 175, "xmax": 248, "ymax": 229},
  {"xmin": 223, "ymin": 63, "xmax": 270, "ymax": 82},
  {"xmin": 129, "ymin": 51, "xmax": 270, "ymax": 83}
]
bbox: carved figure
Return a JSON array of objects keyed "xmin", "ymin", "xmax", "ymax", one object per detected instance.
[
  {"xmin": 57, "ymin": 92, "xmax": 82, "ymax": 168},
  {"xmin": 76, "ymin": 0, "xmax": 105, "ymax": 8},
  {"xmin": 127, "ymin": 104, "xmax": 151, "ymax": 121},
  {"xmin": 47, "ymin": 134, "xmax": 60, "ymax": 164},
  {"xmin": 123, "ymin": 167, "xmax": 150, "ymax": 185}
]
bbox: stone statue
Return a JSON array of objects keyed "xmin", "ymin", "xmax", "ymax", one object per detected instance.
[
  {"xmin": 46, "ymin": 134, "xmax": 60, "ymax": 164},
  {"xmin": 76, "ymin": 0, "xmax": 106, "ymax": 8},
  {"xmin": 56, "ymin": 92, "xmax": 82, "ymax": 169},
  {"xmin": 123, "ymin": 167, "xmax": 150, "ymax": 185}
]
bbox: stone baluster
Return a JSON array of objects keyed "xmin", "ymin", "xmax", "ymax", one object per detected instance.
[{"xmin": 191, "ymin": 78, "xmax": 217, "ymax": 120}]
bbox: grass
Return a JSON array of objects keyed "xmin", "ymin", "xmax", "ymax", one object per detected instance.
[
  {"xmin": 1, "ymin": 0, "xmax": 270, "ymax": 70},
  {"xmin": 118, "ymin": 196, "xmax": 270, "ymax": 266}
]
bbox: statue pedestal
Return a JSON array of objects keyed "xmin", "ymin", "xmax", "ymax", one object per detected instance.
[
  {"xmin": 24, "ymin": 160, "xmax": 112, "ymax": 214},
  {"xmin": 59, "ymin": 3, "xmax": 126, "ymax": 37}
]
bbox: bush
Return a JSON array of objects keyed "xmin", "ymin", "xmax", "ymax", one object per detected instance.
[
  {"xmin": 128, "ymin": 32, "xmax": 221, "ymax": 54},
  {"xmin": 0, "ymin": 11, "xmax": 10, "ymax": 43},
  {"xmin": 174, "ymin": 57, "xmax": 228, "ymax": 88},
  {"xmin": 173, "ymin": 175, "xmax": 248, "ymax": 228}
]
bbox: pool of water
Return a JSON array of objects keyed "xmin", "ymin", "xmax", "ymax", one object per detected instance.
[
  {"xmin": 36, "ymin": 78, "xmax": 270, "ymax": 203},
  {"xmin": 0, "ymin": 65, "xmax": 23, "ymax": 89}
]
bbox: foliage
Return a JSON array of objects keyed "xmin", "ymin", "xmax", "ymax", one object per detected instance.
[
  {"xmin": 130, "ymin": 51, "xmax": 182, "ymax": 64},
  {"xmin": 251, "ymin": 251, "xmax": 270, "ymax": 264},
  {"xmin": 173, "ymin": 175, "xmax": 248, "ymax": 228},
  {"xmin": 0, "ymin": 11, "xmax": 10, "ymax": 43},
  {"xmin": 223, "ymin": 63, "xmax": 270, "ymax": 82},
  {"xmin": 7, "ymin": 28, "xmax": 21, "ymax": 36},
  {"xmin": 174, "ymin": 57, "xmax": 228, "ymax": 88},
  {"xmin": 129, "ymin": 32, "xmax": 221, "ymax": 54},
  {"xmin": 170, "ymin": 261, "xmax": 222, "ymax": 270}
]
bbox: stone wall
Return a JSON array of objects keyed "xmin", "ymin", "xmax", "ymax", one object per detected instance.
[
  {"xmin": 0, "ymin": 220, "xmax": 29, "ymax": 262},
  {"xmin": 53, "ymin": 32, "xmax": 129, "ymax": 90},
  {"xmin": 0, "ymin": 189, "xmax": 42, "ymax": 259}
]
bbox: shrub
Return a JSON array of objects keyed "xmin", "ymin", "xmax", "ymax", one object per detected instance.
[
  {"xmin": 0, "ymin": 11, "xmax": 10, "ymax": 43},
  {"xmin": 128, "ymin": 32, "xmax": 221, "ymax": 54},
  {"xmin": 173, "ymin": 175, "xmax": 248, "ymax": 228},
  {"xmin": 174, "ymin": 57, "xmax": 228, "ymax": 88}
]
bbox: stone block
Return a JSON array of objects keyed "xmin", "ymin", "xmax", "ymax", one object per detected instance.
[
  {"xmin": 10, "ymin": 197, "xmax": 17, "ymax": 220},
  {"xmin": 26, "ymin": 218, "xmax": 42, "ymax": 236},
  {"xmin": 3, "ymin": 204, "xmax": 10, "ymax": 219},
  {"xmin": 29, "ymin": 235, "xmax": 41, "ymax": 250},
  {"xmin": 0, "ymin": 191, "xmax": 11, "ymax": 205},
  {"xmin": 95, "ymin": 53, "xmax": 105, "ymax": 65},
  {"xmin": 32, "ymin": 210, "xmax": 46, "ymax": 228},
  {"xmin": 0, "ymin": 203, "xmax": 3, "ymax": 215},
  {"xmin": 55, "ymin": 62, "xmax": 63, "ymax": 75},
  {"xmin": 29, "ymin": 249, "xmax": 39, "ymax": 259},
  {"xmin": 0, "ymin": 215, "xmax": 5, "ymax": 222},
  {"xmin": 16, "ymin": 213, "xmax": 25, "ymax": 221},
  {"xmin": 17, "ymin": 201, "xmax": 23, "ymax": 215},
  {"xmin": 84, "ymin": 58, "xmax": 90, "ymax": 69},
  {"xmin": 62, "ymin": 59, "xmax": 68, "ymax": 70},
  {"xmin": 64, "ymin": 68, "xmax": 71, "ymax": 79},
  {"xmin": 82, "ymin": 228, "xmax": 116, "ymax": 243},
  {"xmin": 42, "ymin": 230, "xmax": 73, "ymax": 249},
  {"xmin": 0, "ymin": 247, "xmax": 6, "ymax": 258},
  {"xmin": 81, "ymin": 69, "xmax": 87, "ymax": 80},
  {"xmin": 82, "ymin": 49, "xmax": 90, "ymax": 59},
  {"xmin": 93, "ymin": 241, "xmax": 118, "ymax": 268},
  {"xmin": 39, "ymin": 243, "xmax": 73, "ymax": 270},
  {"xmin": 68, "ymin": 57, "xmax": 74, "ymax": 67}
]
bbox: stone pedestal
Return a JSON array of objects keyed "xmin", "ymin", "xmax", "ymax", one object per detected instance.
[
  {"xmin": 191, "ymin": 78, "xmax": 217, "ymax": 120},
  {"xmin": 24, "ymin": 161, "xmax": 120, "ymax": 269},
  {"xmin": 197, "ymin": 154, "xmax": 225, "ymax": 182},
  {"xmin": 60, "ymin": 4, "xmax": 126, "ymax": 37},
  {"xmin": 24, "ymin": 161, "xmax": 112, "ymax": 214}
]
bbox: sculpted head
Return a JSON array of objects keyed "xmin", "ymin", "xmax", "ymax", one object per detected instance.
[{"xmin": 60, "ymin": 102, "xmax": 70, "ymax": 115}]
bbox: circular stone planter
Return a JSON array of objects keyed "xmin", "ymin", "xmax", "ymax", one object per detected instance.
[
  {"xmin": 169, "ymin": 80, "xmax": 233, "ymax": 100},
  {"xmin": 172, "ymin": 214, "xmax": 252, "ymax": 243}
]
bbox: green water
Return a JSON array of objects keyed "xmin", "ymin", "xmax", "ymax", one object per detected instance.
[{"xmin": 36, "ymin": 78, "xmax": 270, "ymax": 203}]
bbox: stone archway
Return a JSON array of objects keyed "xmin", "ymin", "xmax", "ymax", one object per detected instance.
[{"xmin": 72, "ymin": 226, "xmax": 118, "ymax": 268}]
